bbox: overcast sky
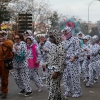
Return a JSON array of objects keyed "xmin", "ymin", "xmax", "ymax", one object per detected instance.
[{"xmin": 47, "ymin": 0, "xmax": 100, "ymax": 23}]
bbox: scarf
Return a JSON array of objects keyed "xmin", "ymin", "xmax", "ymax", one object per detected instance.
[{"xmin": 66, "ymin": 32, "xmax": 72, "ymax": 40}]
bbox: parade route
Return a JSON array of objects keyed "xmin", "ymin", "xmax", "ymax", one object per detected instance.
[{"xmin": 3, "ymin": 73, "xmax": 100, "ymax": 100}]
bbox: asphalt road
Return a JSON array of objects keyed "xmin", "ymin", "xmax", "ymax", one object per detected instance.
[{"xmin": 1, "ymin": 71, "xmax": 100, "ymax": 100}]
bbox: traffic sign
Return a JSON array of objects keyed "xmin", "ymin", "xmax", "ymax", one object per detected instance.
[{"xmin": 18, "ymin": 13, "xmax": 32, "ymax": 33}]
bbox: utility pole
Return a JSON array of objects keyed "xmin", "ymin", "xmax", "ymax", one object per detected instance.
[{"xmin": 88, "ymin": 0, "xmax": 100, "ymax": 33}]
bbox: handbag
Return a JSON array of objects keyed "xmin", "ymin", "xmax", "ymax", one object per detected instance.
[{"xmin": 2, "ymin": 47, "xmax": 13, "ymax": 70}]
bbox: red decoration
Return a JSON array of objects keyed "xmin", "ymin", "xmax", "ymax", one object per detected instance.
[{"xmin": 66, "ymin": 21, "xmax": 75, "ymax": 29}]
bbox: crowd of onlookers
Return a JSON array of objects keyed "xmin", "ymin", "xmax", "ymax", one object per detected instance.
[{"xmin": 0, "ymin": 27, "xmax": 100, "ymax": 100}]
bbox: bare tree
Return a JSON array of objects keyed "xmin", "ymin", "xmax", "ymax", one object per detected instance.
[{"xmin": 7, "ymin": 0, "xmax": 53, "ymax": 33}]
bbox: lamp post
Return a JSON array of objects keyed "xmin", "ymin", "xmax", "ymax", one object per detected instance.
[{"xmin": 88, "ymin": 0, "xmax": 100, "ymax": 33}]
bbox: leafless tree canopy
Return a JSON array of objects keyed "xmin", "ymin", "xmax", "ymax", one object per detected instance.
[{"xmin": 7, "ymin": 0, "xmax": 56, "ymax": 33}]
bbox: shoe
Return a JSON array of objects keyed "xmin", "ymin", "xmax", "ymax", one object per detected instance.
[
  {"xmin": 18, "ymin": 90, "xmax": 25, "ymax": 94},
  {"xmin": 83, "ymin": 79, "xmax": 87, "ymax": 83},
  {"xmin": 85, "ymin": 82, "xmax": 93, "ymax": 87},
  {"xmin": 42, "ymin": 76, "xmax": 46, "ymax": 80},
  {"xmin": 63, "ymin": 96, "xmax": 68, "ymax": 100},
  {"xmin": 63, "ymin": 92, "xmax": 72, "ymax": 97},
  {"xmin": 38, "ymin": 86, "xmax": 43, "ymax": 92},
  {"xmin": 72, "ymin": 93, "xmax": 82, "ymax": 98},
  {"xmin": 2, "ymin": 93, "xmax": 7, "ymax": 99},
  {"xmin": 94, "ymin": 79, "xmax": 98, "ymax": 83},
  {"xmin": 24, "ymin": 92, "xmax": 32, "ymax": 96}
]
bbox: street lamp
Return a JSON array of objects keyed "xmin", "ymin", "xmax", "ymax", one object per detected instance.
[{"xmin": 88, "ymin": 0, "xmax": 100, "ymax": 33}]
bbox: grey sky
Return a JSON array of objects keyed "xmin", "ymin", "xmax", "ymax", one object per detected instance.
[{"xmin": 47, "ymin": 0, "xmax": 100, "ymax": 23}]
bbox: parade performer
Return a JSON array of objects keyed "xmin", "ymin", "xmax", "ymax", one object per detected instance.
[
  {"xmin": 44, "ymin": 30, "xmax": 66, "ymax": 100},
  {"xmin": 26, "ymin": 36, "xmax": 43, "ymax": 92},
  {"xmin": 0, "ymin": 31, "xmax": 13, "ymax": 99},
  {"xmin": 77, "ymin": 31, "xmax": 84, "ymax": 48},
  {"xmin": 86, "ymin": 35, "xmax": 100, "ymax": 87},
  {"xmin": 62, "ymin": 26, "xmax": 82, "ymax": 98},
  {"xmin": 24, "ymin": 30, "xmax": 38, "ymax": 44},
  {"xmin": 39, "ymin": 36, "xmax": 51, "ymax": 80},
  {"xmin": 81, "ymin": 35, "xmax": 92, "ymax": 82},
  {"xmin": 13, "ymin": 34, "xmax": 32, "ymax": 96},
  {"xmin": 77, "ymin": 31, "xmax": 84, "ymax": 79}
]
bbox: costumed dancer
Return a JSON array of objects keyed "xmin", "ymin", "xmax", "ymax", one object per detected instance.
[
  {"xmin": 26, "ymin": 36, "xmax": 43, "ymax": 92},
  {"xmin": 86, "ymin": 35, "xmax": 100, "ymax": 87},
  {"xmin": 13, "ymin": 34, "xmax": 32, "ymax": 96},
  {"xmin": 43, "ymin": 30, "xmax": 66, "ymax": 100},
  {"xmin": 39, "ymin": 36, "xmax": 51, "ymax": 80},
  {"xmin": 0, "ymin": 31, "xmax": 13, "ymax": 99},
  {"xmin": 24, "ymin": 30, "xmax": 38, "ymax": 45},
  {"xmin": 77, "ymin": 31, "xmax": 84, "ymax": 79},
  {"xmin": 81, "ymin": 35, "xmax": 92, "ymax": 82},
  {"xmin": 77, "ymin": 31, "xmax": 84, "ymax": 48},
  {"xmin": 62, "ymin": 26, "xmax": 82, "ymax": 98}
]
